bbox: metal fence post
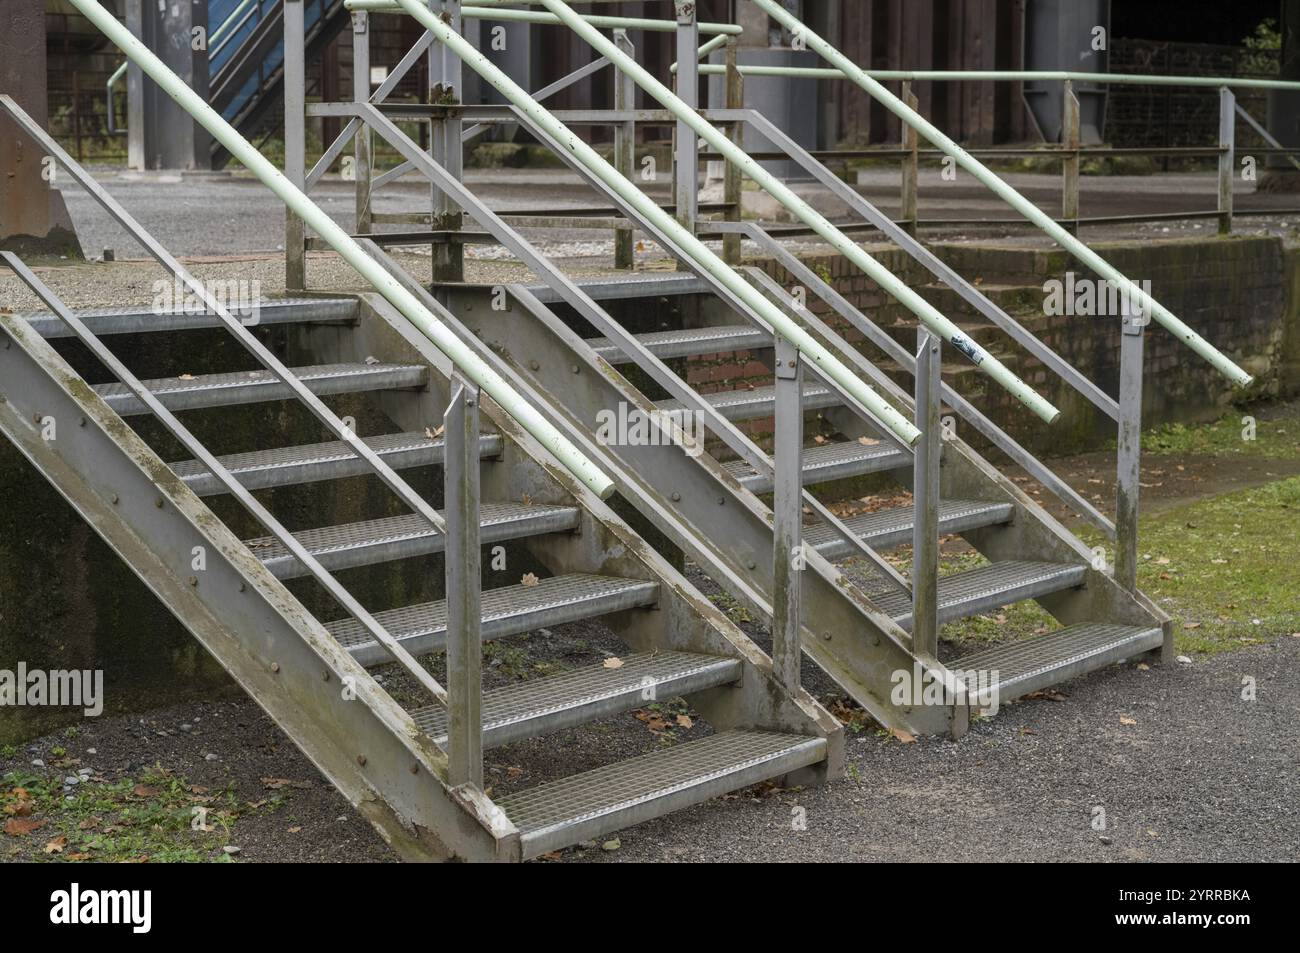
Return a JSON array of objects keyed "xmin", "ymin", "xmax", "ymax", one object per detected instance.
[
  {"xmin": 430, "ymin": 0, "xmax": 464, "ymax": 283},
  {"xmin": 1062, "ymin": 79, "xmax": 1080, "ymax": 235},
  {"xmin": 912, "ymin": 328, "xmax": 941, "ymax": 657},
  {"xmin": 772, "ymin": 334, "xmax": 803, "ymax": 692},
  {"xmin": 901, "ymin": 82, "xmax": 918, "ymax": 236},
  {"xmin": 284, "ymin": 0, "xmax": 306, "ymax": 291},
  {"xmin": 1218, "ymin": 86, "xmax": 1235, "ymax": 235},
  {"xmin": 1115, "ymin": 305, "xmax": 1145, "ymax": 594},
  {"xmin": 444, "ymin": 373, "xmax": 483, "ymax": 788},
  {"xmin": 613, "ymin": 29, "xmax": 636, "ymax": 270},
  {"xmin": 352, "ymin": 11, "xmax": 373, "ymax": 235},
  {"xmin": 722, "ymin": 36, "xmax": 745, "ymax": 265},
  {"xmin": 674, "ymin": 0, "xmax": 699, "ymax": 245}
]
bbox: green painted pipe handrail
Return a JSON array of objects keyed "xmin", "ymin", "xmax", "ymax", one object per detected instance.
[
  {"xmin": 386, "ymin": 0, "xmax": 923, "ymax": 447},
  {"xmin": 343, "ymin": 0, "xmax": 743, "ymax": 34},
  {"xmin": 693, "ymin": 63, "xmax": 1300, "ymax": 91},
  {"xmin": 754, "ymin": 0, "xmax": 1254, "ymax": 387},
  {"xmin": 70, "ymin": 0, "xmax": 616, "ymax": 501},
  {"xmin": 537, "ymin": 0, "xmax": 1062, "ymax": 424}
]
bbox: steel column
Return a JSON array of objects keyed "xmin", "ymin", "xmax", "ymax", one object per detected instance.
[
  {"xmin": 772, "ymin": 335, "xmax": 803, "ymax": 693},
  {"xmin": 285, "ymin": 0, "xmax": 307, "ymax": 290},
  {"xmin": 674, "ymin": 1, "xmax": 700, "ymax": 239},
  {"xmin": 1115, "ymin": 308, "xmax": 1145, "ymax": 593},
  {"xmin": 1219, "ymin": 86, "xmax": 1235, "ymax": 235},
  {"xmin": 613, "ymin": 29, "xmax": 636, "ymax": 270},
  {"xmin": 912, "ymin": 328, "xmax": 941, "ymax": 657},
  {"xmin": 430, "ymin": 0, "xmax": 465, "ymax": 283},
  {"xmin": 445, "ymin": 374, "xmax": 483, "ymax": 788},
  {"xmin": 901, "ymin": 82, "xmax": 919, "ymax": 237},
  {"xmin": 722, "ymin": 37, "xmax": 744, "ymax": 265},
  {"xmin": 353, "ymin": 11, "xmax": 374, "ymax": 235}
]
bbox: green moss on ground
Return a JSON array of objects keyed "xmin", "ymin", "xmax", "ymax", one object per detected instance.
[{"xmin": 1142, "ymin": 409, "xmax": 1300, "ymax": 459}]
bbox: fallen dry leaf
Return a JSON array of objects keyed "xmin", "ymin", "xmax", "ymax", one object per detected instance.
[
  {"xmin": 177, "ymin": 373, "xmax": 195, "ymax": 381},
  {"xmin": 676, "ymin": 714, "xmax": 694, "ymax": 729},
  {"xmin": 4, "ymin": 817, "xmax": 47, "ymax": 837},
  {"xmin": 1182, "ymin": 622, "xmax": 1201, "ymax": 630},
  {"xmin": 1119, "ymin": 716, "xmax": 1137, "ymax": 726},
  {"xmin": 287, "ymin": 826, "xmax": 302, "ymax": 834},
  {"xmin": 857, "ymin": 436, "xmax": 879, "ymax": 446},
  {"xmin": 602, "ymin": 657, "xmax": 624, "ymax": 669},
  {"xmin": 43, "ymin": 835, "xmax": 68, "ymax": 855},
  {"xmin": 520, "ymin": 573, "xmax": 540, "ymax": 587},
  {"xmin": 1024, "ymin": 689, "xmax": 1068, "ymax": 702},
  {"xmin": 424, "ymin": 425, "xmax": 444, "ymax": 440},
  {"xmin": 889, "ymin": 727, "xmax": 917, "ymax": 744},
  {"xmin": 132, "ymin": 784, "xmax": 159, "ymax": 798}
]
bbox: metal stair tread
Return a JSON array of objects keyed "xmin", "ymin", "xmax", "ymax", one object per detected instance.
[
  {"xmin": 93, "ymin": 362, "xmax": 428, "ymax": 416},
  {"xmin": 23, "ymin": 297, "xmax": 358, "ymax": 339},
  {"xmin": 326, "ymin": 573, "xmax": 660, "ymax": 664},
  {"xmin": 409, "ymin": 651, "xmax": 740, "ymax": 748},
  {"xmin": 587, "ymin": 325, "xmax": 770, "ymax": 362},
  {"xmin": 246, "ymin": 502, "xmax": 580, "ymax": 579},
  {"xmin": 951, "ymin": 623, "xmax": 1164, "ymax": 699},
  {"xmin": 870, "ymin": 559, "xmax": 1088, "ymax": 629},
  {"xmin": 169, "ymin": 430, "xmax": 503, "ymax": 496},
  {"xmin": 805, "ymin": 499, "xmax": 1015, "ymax": 557},
  {"xmin": 722, "ymin": 439, "xmax": 908, "ymax": 492},
  {"xmin": 657, "ymin": 381, "xmax": 839, "ymax": 421},
  {"xmin": 496, "ymin": 729, "xmax": 826, "ymax": 859}
]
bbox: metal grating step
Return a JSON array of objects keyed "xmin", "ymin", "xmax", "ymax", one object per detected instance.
[
  {"xmin": 951, "ymin": 623, "xmax": 1164, "ymax": 701},
  {"xmin": 587, "ymin": 325, "xmax": 770, "ymax": 363},
  {"xmin": 23, "ymin": 297, "xmax": 358, "ymax": 339},
  {"xmin": 723, "ymin": 439, "xmax": 909, "ymax": 493},
  {"xmin": 409, "ymin": 652, "xmax": 740, "ymax": 749},
  {"xmin": 246, "ymin": 502, "xmax": 580, "ymax": 579},
  {"xmin": 869, "ymin": 559, "xmax": 1088, "ymax": 630},
  {"xmin": 805, "ymin": 499, "xmax": 1015, "ymax": 559},
  {"xmin": 326, "ymin": 573, "xmax": 660, "ymax": 665},
  {"xmin": 497, "ymin": 729, "xmax": 826, "ymax": 859},
  {"xmin": 658, "ymin": 381, "xmax": 840, "ymax": 422},
  {"xmin": 94, "ymin": 363, "xmax": 428, "ymax": 417},
  {"xmin": 170, "ymin": 430, "xmax": 503, "ymax": 496}
]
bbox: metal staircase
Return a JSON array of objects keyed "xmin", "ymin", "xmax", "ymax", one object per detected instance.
[{"xmin": 2, "ymin": 0, "xmax": 1254, "ymax": 860}]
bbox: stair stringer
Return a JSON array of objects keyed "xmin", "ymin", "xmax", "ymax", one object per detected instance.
[
  {"xmin": 408, "ymin": 294, "xmax": 956, "ymax": 736},
  {"xmin": 340, "ymin": 295, "xmax": 844, "ymax": 777},
  {"xmin": 0, "ymin": 313, "xmax": 517, "ymax": 862}
]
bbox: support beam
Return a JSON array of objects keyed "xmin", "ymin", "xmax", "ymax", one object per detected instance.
[
  {"xmin": 772, "ymin": 336, "xmax": 803, "ymax": 693},
  {"xmin": 126, "ymin": 0, "xmax": 212, "ymax": 172},
  {"xmin": 674, "ymin": 0, "xmax": 700, "ymax": 244},
  {"xmin": 284, "ymin": 0, "xmax": 307, "ymax": 290},
  {"xmin": 911, "ymin": 329, "xmax": 940, "ymax": 658},
  {"xmin": 613, "ymin": 29, "xmax": 636, "ymax": 270},
  {"xmin": 1218, "ymin": 87, "xmax": 1235, "ymax": 235},
  {"xmin": 1062, "ymin": 80, "xmax": 1080, "ymax": 235},
  {"xmin": 1114, "ymin": 309, "xmax": 1145, "ymax": 594},
  {"xmin": 430, "ymin": 0, "xmax": 466, "ymax": 283},
  {"xmin": 444, "ymin": 375, "xmax": 483, "ymax": 789},
  {"xmin": 353, "ymin": 12, "xmax": 374, "ymax": 235}
]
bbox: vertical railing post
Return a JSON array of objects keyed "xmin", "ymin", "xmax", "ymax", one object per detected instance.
[
  {"xmin": 673, "ymin": 0, "xmax": 700, "ymax": 246},
  {"xmin": 352, "ymin": 11, "xmax": 373, "ymax": 236},
  {"xmin": 1218, "ymin": 86, "xmax": 1235, "ymax": 235},
  {"xmin": 284, "ymin": 0, "xmax": 306, "ymax": 291},
  {"xmin": 722, "ymin": 35, "xmax": 745, "ymax": 265},
  {"xmin": 444, "ymin": 373, "xmax": 483, "ymax": 788},
  {"xmin": 1115, "ymin": 304, "xmax": 1145, "ymax": 594},
  {"xmin": 772, "ymin": 335, "xmax": 803, "ymax": 692},
  {"xmin": 912, "ymin": 328, "xmax": 941, "ymax": 657},
  {"xmin": 1062, "ymin": 79, "xmax": 1080, "ymax": 236},
  {"xmin": 429, "ymin": 0, "xmax": 464, "ymax": 283},
  {"xmin": 901, "ymin": 82, "xmax": 919, "ymax": 236},
  {"xmin": 613, "ymin": 29, "xmax": 636, "ymax": 270}
]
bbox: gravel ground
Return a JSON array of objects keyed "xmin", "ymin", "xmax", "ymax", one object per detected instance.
[{"xmin": 5, "ymin": 629, "xmax": 1295, "ymax": 863}]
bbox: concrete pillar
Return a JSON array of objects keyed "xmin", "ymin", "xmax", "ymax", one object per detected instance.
[
  {"xmin": 127, "ymin": 0, "xmax": 212, "ymax": 171},
  {"xmin": 0, "ymin": 0, "xmax": 79, "ymax": 257}
]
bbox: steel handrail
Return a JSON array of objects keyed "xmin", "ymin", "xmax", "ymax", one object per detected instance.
[
  {"xmin": 343, "ymin": 0, "xmax": 742, "ymax": 34},
  {"xmin": 70, "ymin": 0, "xmax": 613, "ymax": 502},
  {"xmin": 752, "ymin": 0, "xmax": 1254, "ymax": 389},
  {"xmin": 534, "ymin": 0, "xmax": 1063, "ymax": 427}
]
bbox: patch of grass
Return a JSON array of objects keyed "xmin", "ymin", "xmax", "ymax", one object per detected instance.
[
  {"xmin": 2, "ymin": 764, "xmax": 275, "ymax": 863},
  {"xmin": 1124, "ymin": 476, "xmax": 1300, "ymax": 654},
  {"xmin": 1143, "ymin": 411, "xmax": 1300, "ymax": 459},
  {"xmin": 933, "ymin": 552, "xmax": 1057, "ymax": 649}
]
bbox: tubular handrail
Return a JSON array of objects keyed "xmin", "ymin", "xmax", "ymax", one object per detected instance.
[
  {"xmin": 752, "ymin": 0, "xmax": 1254, "ymax": 389},
  {"xmin": 349, "ymin": 98, "xmax": 913, "ymax": 592},
  {"xmin": 534, "ymin": 0, "xmax": 1064, "ymax": 427},
  {"xmin": 692, "ymin": 64, "xmax": 1300, "ymax": 91},
  {"xmin": 70, "ymin": 0, "xmax": 614, "ymax": 502},
  {"xmin": 386, "ymin": 0, "xmax": 922, "ymax": 449},
  {"xmin": 343, "ymin": 0, "xmax": 742, "ymax": 34},
  {"xmin": 722, "ymin": 106, "xmax": 1120, "ymax": 422}
]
